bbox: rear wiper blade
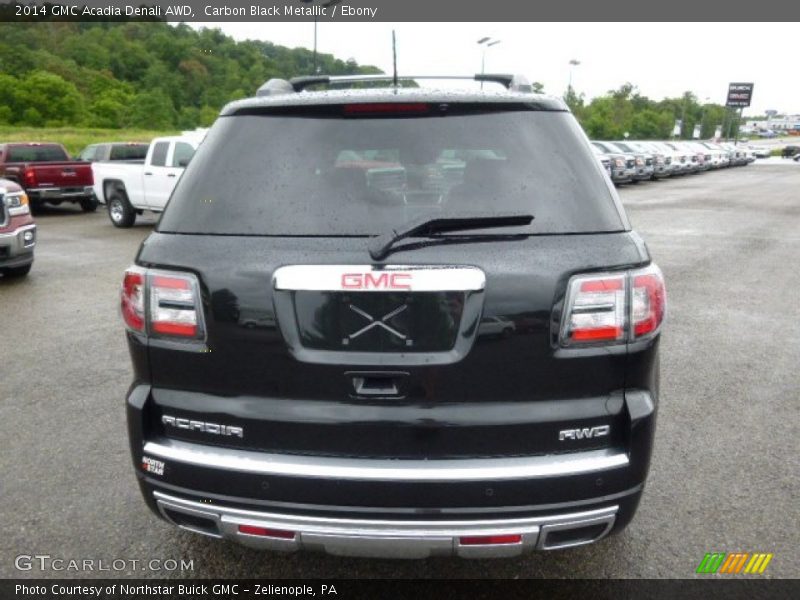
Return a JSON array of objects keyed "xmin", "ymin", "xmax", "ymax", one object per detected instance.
[{"xmin": 368, "ymin": 212, "xmax": 534, "ymax": 261}]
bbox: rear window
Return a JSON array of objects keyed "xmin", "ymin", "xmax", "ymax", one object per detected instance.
[
  {"xmin": 7, "ymin": 145, "xmax": 69, "ymax": 162},
  {"xmin": 109, "ymin": 144, "xmax": 148, "ymax": 161},
  {"xmin": 159, "ymin": 107, "xmax": 625, "ymax": 236}
]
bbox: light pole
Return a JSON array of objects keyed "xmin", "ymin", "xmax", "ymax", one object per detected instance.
[
  {"xmin": 699, "ymin": 97, "xmax": 711, "ymax": 139},
  {"xmin": 477, "ymin": 37, "xmax": 501, "ymax": 89},
  {"xmin": 568, "ymin": 59, "xmax": 580, "ymax": 91}
]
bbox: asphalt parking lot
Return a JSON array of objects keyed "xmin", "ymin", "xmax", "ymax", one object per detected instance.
[{"xmin": 1, "ymin": 165, "xmax": 798, "ymax": 579}]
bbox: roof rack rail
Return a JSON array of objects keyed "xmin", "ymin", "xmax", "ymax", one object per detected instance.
[{"xmin": 256, "ymin": 74, "xmax": 534, "ymax": 97}]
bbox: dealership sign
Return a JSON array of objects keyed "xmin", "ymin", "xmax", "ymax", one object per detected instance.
[{"xmin": 726, "ymin": 83, "xmax": 754, "ymax": 108}]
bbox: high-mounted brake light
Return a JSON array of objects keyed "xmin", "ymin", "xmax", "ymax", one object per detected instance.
[
  {"xmin": 560, "ymin": 265, "xmax": 665, "ymax": 346},
  {"xmin": 343, "ymin": 103, "xmax": 430, "ymax": 115},
  {"xmin": 121, "ymin": 267, "xmax": 204, "ymax": 339}
]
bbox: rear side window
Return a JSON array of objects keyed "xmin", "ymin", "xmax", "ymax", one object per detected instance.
[
  {"xmin": 110, "ymin": 144, "xmax": 148, "ymax": 161},
  {"xmin": 159, "ymin": 107, "xmax": 625, "ymax": 236},
  {"xmin": 78, "ymin": 145, "xmax": 99, "ymax": 161},
  {"xmin": 150, "ymin": 142, "xmax": 169, "ymax": 167},
  {"xmin": 170, "ymin": 142, "xmax": 195, "ymax": 167},
  {"xmin": 7, "ymin": 145, "xmax": 69, "ymax": 162}
]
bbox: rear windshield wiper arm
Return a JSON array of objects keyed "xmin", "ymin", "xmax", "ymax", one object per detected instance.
[{"xmin": 369, "ymin": 212, "xmax": 534, "ymax": 261}]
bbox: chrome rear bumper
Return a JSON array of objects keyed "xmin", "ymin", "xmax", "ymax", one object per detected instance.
[
  {"xmin": 154, "ymin": 491, "xmax": 618, "ymax": 558},
  {"xmin": 142, "ymin": 439, "xmax": 629, "ymax": 482}
]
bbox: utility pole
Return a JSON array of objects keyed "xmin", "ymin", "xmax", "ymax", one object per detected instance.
[
  {"xmin": 568, "ymin": 59, "xmax": 580, "ymax": 92},
  {"xmin": 734, "ymin": 107, "xmax": 744, "ymax": 146}
]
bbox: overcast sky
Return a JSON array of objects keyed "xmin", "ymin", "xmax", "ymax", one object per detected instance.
[{"xmin": 189, "ymin": 22, "xmax": 799, "ymax": 116}]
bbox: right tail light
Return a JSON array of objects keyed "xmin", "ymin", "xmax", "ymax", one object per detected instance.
[{"xmin": 560, "ymin": 264, "xmax": 666, "ymax": 346}]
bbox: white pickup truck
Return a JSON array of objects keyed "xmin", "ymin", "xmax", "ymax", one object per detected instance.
[{"xmin": 92, "ymin": 134, "xmax": 203, "ymax": 228}]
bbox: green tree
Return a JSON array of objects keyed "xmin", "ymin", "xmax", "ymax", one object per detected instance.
[
  {"xmin": 88, "ymin": 89, "xmax": 131, "ymax": 128},
  {"xmin": 127, "ymin": 89, "xmax": 176, "ymax": 129},
  {"xmin": 18, "ymin": 71, "xmax": 84, "ymax": 126},
  {"xmin": 0, "ymin": 73, "xmax": 22, "ymax": 122}
]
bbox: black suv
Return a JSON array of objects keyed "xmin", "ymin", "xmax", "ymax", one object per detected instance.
[{"xmin": 122, "ymin": 74, "xmax": 665, "ymax": 558}]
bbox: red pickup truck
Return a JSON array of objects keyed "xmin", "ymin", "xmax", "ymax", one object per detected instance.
[{"xmin": 0, "ymin": 143, "xmax": 96, "ymax": 212}]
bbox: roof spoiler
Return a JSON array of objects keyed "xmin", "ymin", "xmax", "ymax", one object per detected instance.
[{"xmin": 256, "ymin": 74, "xmax": 535, "ymax": 96}]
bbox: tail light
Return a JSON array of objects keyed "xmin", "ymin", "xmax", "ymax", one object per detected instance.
[
  {"xmin": 121, "ymin": 267, "xmax": 204, "ymax": 340},
  {"xmin": 560, "ymin": 264, "xmax": 665, "ymax": 346},
  {"xmin": 121, "ymin": 268, "xmax": 146, "ymax": 332},
  {"xmin": 635, "ymin": 157, "xmax": 644, "ymax": 166},
  {"xmin": 23, "ymin": 167, "xmax": 37, "ymax": 188},
  {"xmin": 614, "ymin": 158, "xmax": 625, "ymax": 168},
  {"xmin": 631, "ymin": 264, "xmax": 666, "ymax": 338}
]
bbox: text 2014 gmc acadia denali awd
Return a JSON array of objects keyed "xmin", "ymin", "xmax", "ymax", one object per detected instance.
[{"xmin": 122, "ymin": 74, "xmax": 666, "ymax": 558}]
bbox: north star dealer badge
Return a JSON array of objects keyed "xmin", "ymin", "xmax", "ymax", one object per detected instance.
[{"xmin": 141, "ymin": 456, "xmax": 165, "ymax": 476}]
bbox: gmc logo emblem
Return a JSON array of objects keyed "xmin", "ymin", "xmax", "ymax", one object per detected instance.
[{"xmin": 341, "ymin": 272, "xmax": 412, "ymax": 290}]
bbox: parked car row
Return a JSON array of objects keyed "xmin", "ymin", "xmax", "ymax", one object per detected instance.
[{"xmin": 591, "ymin": 140, "xmax": 757, "ymax": 185}]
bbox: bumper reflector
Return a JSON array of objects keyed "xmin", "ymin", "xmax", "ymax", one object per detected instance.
[
  {"xmin": 238, "ymin": 524, "xmax": 296, "ymax": 539},
  {"xmin": 459, "ymin": 534, "xmax": 522, "ymax": 546}
]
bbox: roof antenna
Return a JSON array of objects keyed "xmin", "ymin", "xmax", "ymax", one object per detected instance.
[{"xmin": 392, "ymin": 30, "xmax": 398, "ymax": 87}]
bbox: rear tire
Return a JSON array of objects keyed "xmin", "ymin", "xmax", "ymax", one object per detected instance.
[
  {"xmin": 107, "ymin": 190, "xmax": 136, "ymax": 228},
  {"xmin": 4, "ymin": 263, "xmax": 32, "ymax": 278},
  {"xmin": 79, "ymin": 194, "xmax": 99, "ymax": 213}
]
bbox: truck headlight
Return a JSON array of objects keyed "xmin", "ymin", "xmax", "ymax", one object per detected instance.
[{"xmin": 6, "ymin": 192, "xmax": 30, "ymax": 216}]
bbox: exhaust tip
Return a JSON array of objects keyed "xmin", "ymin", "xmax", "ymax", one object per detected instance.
[
  {"xmin": 538, "ymin": 514, "xmax": 615, "ymax": 550},
  {"xmin": 159, "ymin": 505, "xmax": 221, "ymax": 538}
]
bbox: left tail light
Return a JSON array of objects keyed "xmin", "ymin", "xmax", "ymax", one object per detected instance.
[
  {"xmin": 23, "ymin": 168, "xmax": 37, "ymax": 188},
  {"xmin": 121, "ymin": 267, "xmax": 205, "ymax": 340},
  {"xmin": 560, "ymin": 264, "xmax": 666, "ymax": 346}
]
